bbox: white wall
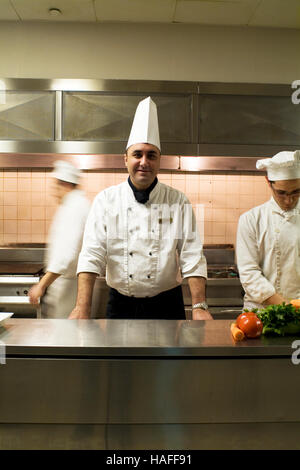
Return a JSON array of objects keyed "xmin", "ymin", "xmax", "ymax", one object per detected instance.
[{"xmin": 0, "ymin": 21, "xmax": 299, "ymax": 83}]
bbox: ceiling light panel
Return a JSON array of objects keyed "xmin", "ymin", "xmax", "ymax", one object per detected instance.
[
  {"xmin": 11, "ymin": 0, "xmax": 96, "ymax": 22},
  {"xmin": 94, "ymin": 0, "xmax": 176, "ymax": 23},
  {"xmin": 0, "ymin": 0, "xmax": 20, "ymax": 20},
  {"xmin": 174, "ymin": 0, "xmax": 260, "ymax": 25},
  {"xmin": 250, "ymin": 0, "xmax": 300, "ymax": 29}
]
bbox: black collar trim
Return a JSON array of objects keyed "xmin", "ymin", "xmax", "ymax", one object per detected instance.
[{"xmin": 128, "ymin": 177, "xmax": 158, "ymax": 204}]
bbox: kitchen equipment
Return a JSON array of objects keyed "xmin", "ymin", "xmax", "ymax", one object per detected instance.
[
  {"xmin": 182, "ymin": 245, "xmax": 244, "ymax": 319},
  {"xmin": 0, "ymin": 244, "xmax": 44, "ymax": 318},
  {"xmin": 0, "ymin": 243, "xmax": 103, "ymax": 318},
  {"xmin": 0, "ymin": 243, "xmax": 244, "ymax": 319}
]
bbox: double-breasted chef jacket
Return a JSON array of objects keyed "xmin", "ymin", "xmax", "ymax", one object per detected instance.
[
  {"xmin": 236, "ymin": 197, "xmax": 300, "ymax": 310},
  {"xmin": 77, "ymin": 180, "xmax": 207, "ymax": 317},
  {"xmin": 42, "ymin": 189, "xmax": 91, "ymax": 318}
]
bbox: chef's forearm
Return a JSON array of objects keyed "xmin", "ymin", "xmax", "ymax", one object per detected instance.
[
  {"xmin": 263, "ymin": 293, "xmax": 287, "ymax": 306},
  {"xmin": 75, "ymin": 272, "xmax": 97, "ymax": 310},
  {"xmin": 187, "ymin": 276, "xmax": 207, "ymax": 304},
  {"xmin": 39, "ymin": 271, "xmax": 60, "ymax": 290}
]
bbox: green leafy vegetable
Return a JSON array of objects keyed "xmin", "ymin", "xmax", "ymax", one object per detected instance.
[{"xmin": 256, "ymin": 303, "xmax": 300, "ymax": 336}]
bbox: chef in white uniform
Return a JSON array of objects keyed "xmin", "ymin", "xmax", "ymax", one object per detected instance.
[
  {"xmin": 236, "ymin": 150, "xmax": 300, "ymax": 310},
  {"xmin": 70, "ymin": 97, "xmax": 212, "ymax": 320},
  {"xmin": 29, "ymin": 161, "xmax": 91, "ymax": 318}
]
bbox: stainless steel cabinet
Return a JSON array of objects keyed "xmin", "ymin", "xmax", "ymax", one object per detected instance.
[{"xmin": 0, "ymin": 78, "xmax": 297, "ymax": 157}]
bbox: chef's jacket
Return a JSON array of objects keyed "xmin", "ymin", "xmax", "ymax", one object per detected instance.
[
  {"xmin": 77, "ymin": 180, "xmax": 207, "ymax": 297},
  {"xmin": 46, "ymin": 189, "xmax": 91, "ymax": 278},
  {"xmin": 236, "ymin": 197, "xmax": 300, "ymax": 310}
]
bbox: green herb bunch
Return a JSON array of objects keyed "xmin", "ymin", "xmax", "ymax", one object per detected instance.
[{"xmin": 255, "ymin": 303, "xmax": 300, "ymax": 336}]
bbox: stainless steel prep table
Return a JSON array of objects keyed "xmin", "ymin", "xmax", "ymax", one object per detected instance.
[{"xmin": 0, "ymin": 318, "xmax": 299, "ymax": 450}]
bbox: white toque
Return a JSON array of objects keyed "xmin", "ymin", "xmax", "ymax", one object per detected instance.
[
  {"xmin": 126, "ymin": 96, "xmax": 161, "ymax": 151},
  {"xmin": 256, "ymin": 150, "xmax": 300, "ymax": 180},
  {"xmin": 52, "ymin": 160, "xmax": 81, "ymax": 184}
]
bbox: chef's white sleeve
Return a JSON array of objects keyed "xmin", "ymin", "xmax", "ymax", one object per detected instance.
[
  {"xmin": 177, "ymin": 197, "xmax": 207, "ymax": 279},
  {"xmin": 77, "ymin": 193, "xmax": 107, "ymax": 277},
  {"xmin": 236, "ymin": 212, "xmax": 276, "ymax": 304}
]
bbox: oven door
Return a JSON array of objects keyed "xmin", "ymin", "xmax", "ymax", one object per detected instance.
[{"xmin": 0, "ymin": 276, "xmax": 40, "ymax": 318}]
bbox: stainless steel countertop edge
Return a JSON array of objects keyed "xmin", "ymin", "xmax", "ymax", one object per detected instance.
[
  {"xmin": 0, "ymin": 319, "xmax": 296, "ymax": 358},
  {"xmin": 4, "ymin": 345, "xmax": 294, "ymax": 358}
]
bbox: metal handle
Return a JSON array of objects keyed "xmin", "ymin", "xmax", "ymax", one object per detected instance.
[{"xmin": 0, "ymin": 296, "xmax": 31, "ymax": 305}]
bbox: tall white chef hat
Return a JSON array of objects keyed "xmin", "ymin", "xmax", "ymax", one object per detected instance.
[
  {"xmin": 52, "ymin": 160, "xmax": 81, "ymax": 185},
  {"xmin": 256, "ymin": 150, "xmax": 300, "ymax": 181},
  {"xmin": 126, "ymin": 96, "xmax": 161, "ymax": 151}
]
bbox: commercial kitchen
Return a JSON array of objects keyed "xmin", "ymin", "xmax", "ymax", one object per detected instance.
[{"xmin": 0, "ymin": 0, "xmax": 300, "ymax": 451}]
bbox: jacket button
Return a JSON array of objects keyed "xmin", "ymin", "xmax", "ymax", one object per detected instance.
[
  {"xmin": 129, "ymin": 274, "xmax": 133, "ymax": 279},
  {"xmin": 149, "ymin": 252, "xmax": 152, "ymax": 256}
]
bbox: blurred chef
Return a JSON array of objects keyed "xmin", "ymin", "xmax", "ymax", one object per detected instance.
[
  {"xmin": 69, "ymin": 96, "xmax": 212, "ymax": 320},
  {"xmin": 29, "ymin": 161, "xmax": 91, "ymax": 318},
  {"xmin": 237, "ymin": 150, "xmax": 300, "ymax": 310}
]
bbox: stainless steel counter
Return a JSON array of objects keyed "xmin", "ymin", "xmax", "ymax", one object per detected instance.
[
  {"xmin": 0, "ymin": 318, "xmax": 295, "ymax": 357},
  {"xmin": 1, "ymin": 319, "xmax": 300, "ymax": 450}
]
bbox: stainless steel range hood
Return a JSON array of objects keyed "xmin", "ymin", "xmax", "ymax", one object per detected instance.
[{"xmin": 0, "ymin": 78, "xmax": 297, "ymax": 172}]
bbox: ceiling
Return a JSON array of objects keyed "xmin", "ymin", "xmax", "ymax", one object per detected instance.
[{"xmin": 0, "ymin": 0, "xmax": 299, "ymax": 29}]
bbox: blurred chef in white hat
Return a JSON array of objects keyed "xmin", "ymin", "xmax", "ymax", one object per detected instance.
[
  {"xmin": 69, "ymin": 97, "xmax": 211, "ymax": 320},
  {"xmin": 236, "ymin": 150, "xmax": 300, "ymax": 310},
  {"xmin": 29, "ymin": 161, "xmax": 91, "ymax": 318}
]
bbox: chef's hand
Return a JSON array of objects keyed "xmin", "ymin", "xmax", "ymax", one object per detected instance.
[
  {"xmin": 28, "ymin": 283, "xmax": 45, "ymax": 305},
  {"xmin": 192, "ymin": 308, "xmax": 213, "ymax": 320},
  {"xmin": 68, "ymin": 306, "xmax": 91, "ymax": 319}
]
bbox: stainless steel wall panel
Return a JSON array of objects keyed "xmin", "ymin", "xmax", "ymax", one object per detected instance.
[
  {"xmin": 0, "ymin": 91, "xmax": 55, "ymax": 141},
  {"xmin": 63, "ymin": 93, "xmax": 193, "ymax": 144},
  {"xmin": 197, "ymin": 82, "xmax": 291, "ymax": 97},
  {"xmin": 199, "ymin": 94, "xmax": 300, "ymax": 146},
  {"xmin": 197, "ymin": 143, "xmax": 298, "ymax": 157},
  {"xmin": 1, "ymin": 79, "xmax": 288, "ymax": 96},
  {"xmin": 162, "ymin": 143, "xmax": 197, "ymax": 156},
  {"xmin": 0, "ymin": 78, "xmax": 296, "ymax": 160},
  {"xmin": 1, "ymin": 78, "xmax": 198, "ymax": 94}
]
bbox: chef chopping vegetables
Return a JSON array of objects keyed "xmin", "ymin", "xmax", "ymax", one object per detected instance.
[
  {"xmin": 69, "ymin": 96, "xmax": 212, "ymax": 320},
  {"xmin": 237, "ymin": 150, "xmax": 300, "ymax": 311},
  {"xmin": 29, "ymin": 161, "xmax": 91, "ymax": 318}
]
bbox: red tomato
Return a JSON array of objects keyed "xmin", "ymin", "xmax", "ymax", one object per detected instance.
[
  {"xmin": 236, "ymin": 312, "xmax": 263, "ymax": 338},
  {"xmin": 236, "ymin": 312, "xmax": 257, "ymax": 327}
]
